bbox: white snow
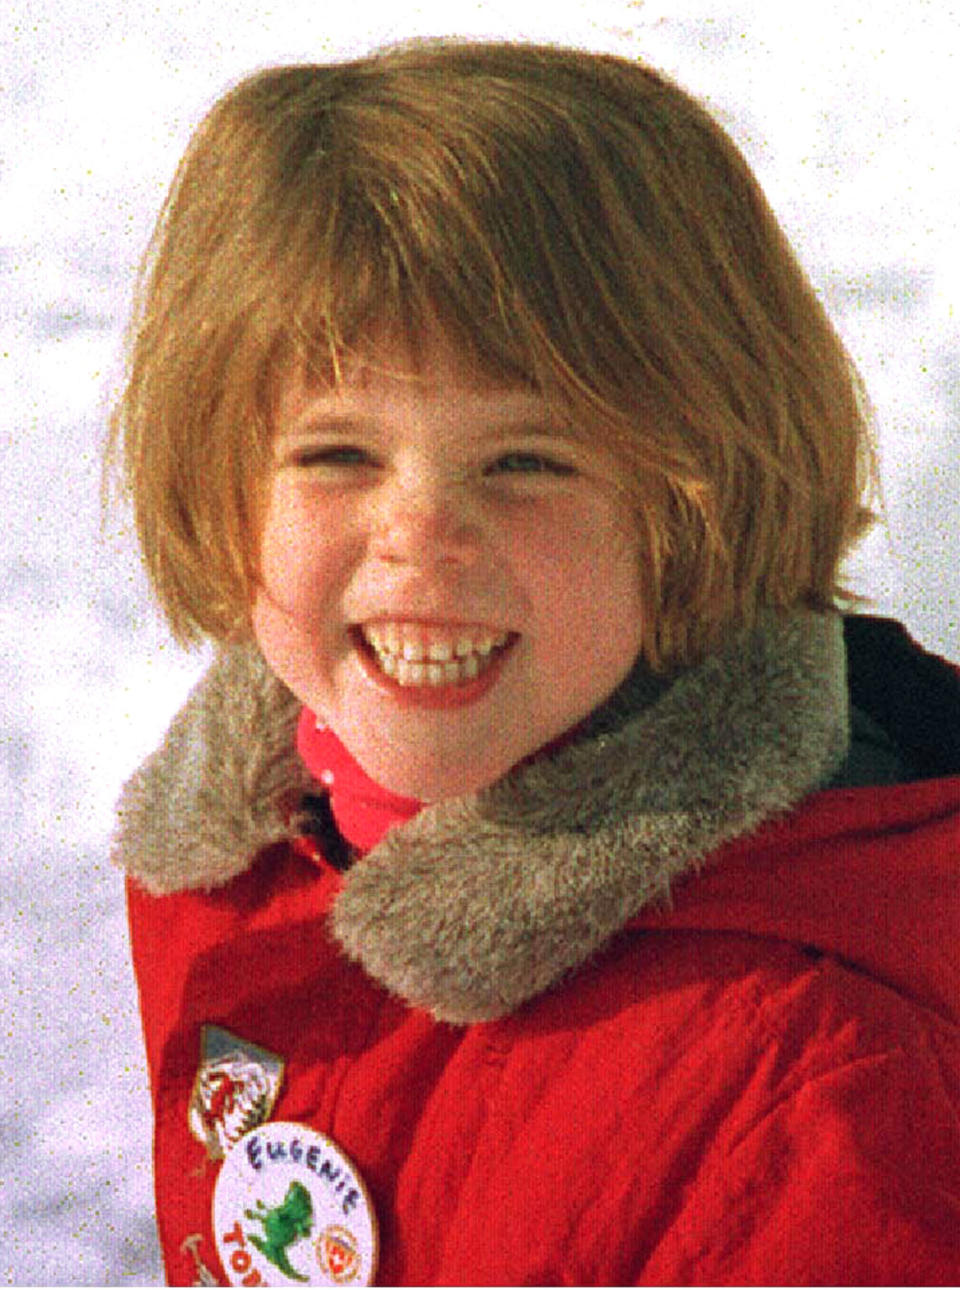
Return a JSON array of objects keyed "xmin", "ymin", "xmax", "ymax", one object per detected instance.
[{"xmin": 2, "ymin": 0, "xmax": 957, "ymax": 1283}]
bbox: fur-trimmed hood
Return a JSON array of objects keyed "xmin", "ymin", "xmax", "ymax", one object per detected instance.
[{"xmin": 113, "ymin": 609, "xmax": 850, "ymax": 1022}]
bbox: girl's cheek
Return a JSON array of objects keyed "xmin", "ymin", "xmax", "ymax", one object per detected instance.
[{"xmin": 261, "ymin": 486, "xmax": 352, "ymax": 593}]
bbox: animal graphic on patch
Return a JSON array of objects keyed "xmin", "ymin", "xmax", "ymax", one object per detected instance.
[
  {"xmin": 188, "ymin": 1027, "xmax": 284, "ymax": 1161},
  {"xmin": 245, "ymin": 1180, "xmax": 314, "ymax": 1282}
]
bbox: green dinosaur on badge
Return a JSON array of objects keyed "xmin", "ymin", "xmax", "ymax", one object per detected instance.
[{"xmin": 245, "ymin": 1180, "xmax": 314, "ymax": 1282}]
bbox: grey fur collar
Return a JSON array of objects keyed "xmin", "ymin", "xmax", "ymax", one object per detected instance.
[{"xmin": 113, "ymin": 610, "xmax": 849, "ymax": 1023}]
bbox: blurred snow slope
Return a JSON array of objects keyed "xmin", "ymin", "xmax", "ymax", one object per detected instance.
[{"xmin": 2, "ymin": 0, "xmax": 957, "ymax": 1283}]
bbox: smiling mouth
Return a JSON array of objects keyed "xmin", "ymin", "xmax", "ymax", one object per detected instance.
[{"xmin": 353, "ymin": 622, "xmax": 516, "ymax": 689}]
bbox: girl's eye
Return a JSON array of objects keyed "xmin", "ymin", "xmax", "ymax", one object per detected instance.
[
  {"xmin": 488, "ymin": 452, "xmax": 576, "ymax": 477},
  {"xmin": 290, "ymin": 445, "xmax": 373, "ymax": 468}
]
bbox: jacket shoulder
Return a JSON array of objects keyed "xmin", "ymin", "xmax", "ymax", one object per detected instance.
[{"xmin": 844, "ymin": 614, "xmax": 960, "ymax": 779}]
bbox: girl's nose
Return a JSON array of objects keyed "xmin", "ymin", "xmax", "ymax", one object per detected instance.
[{"xmin": 369, "ymin": 474, "xmax": 482, "ymax": 569}]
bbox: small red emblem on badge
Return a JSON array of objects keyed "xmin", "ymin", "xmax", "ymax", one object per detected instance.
[{"xmin": 317, "ymin": 1225, "xmax": 361, "ymax": 1284}]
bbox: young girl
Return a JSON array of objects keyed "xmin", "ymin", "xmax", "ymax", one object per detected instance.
[{"xmin": 111, "ymin": 39, "xmax": 960, "ymax": 1286}]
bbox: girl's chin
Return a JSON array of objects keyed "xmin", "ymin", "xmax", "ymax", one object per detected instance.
[
  {"xmin": 358, "ymin": 751, "xmax": 508, "ymax": 803},
  {"xmin": 337, "ymin": 719, "xmax": 519, "ymax": 800},
  {"xmin": 336, "ymin": 654, "xmax": 529, "ymax": 800}
]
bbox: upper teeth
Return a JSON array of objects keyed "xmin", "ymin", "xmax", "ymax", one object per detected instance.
[{"xmin": 361, "ymin": 624, "xmax": 510, "ymax": 662}]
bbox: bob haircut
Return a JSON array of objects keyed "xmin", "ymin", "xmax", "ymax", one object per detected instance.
[{"xmin": 111, "ymin": 38, "xmax": 876, "ymax": 672}]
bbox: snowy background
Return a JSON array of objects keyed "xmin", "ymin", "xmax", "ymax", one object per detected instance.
[{"xmin": 2, "ymin": 0, "xmax": 958, "ymax": 1283}]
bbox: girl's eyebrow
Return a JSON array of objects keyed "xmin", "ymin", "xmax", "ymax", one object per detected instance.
[
  {"xmin": 279, "ymin": 412, "xmax": 374, "ymax": 439},
  {"xmin": 279, "ymin": 407, "xmax": 576, "ymax": 442}
]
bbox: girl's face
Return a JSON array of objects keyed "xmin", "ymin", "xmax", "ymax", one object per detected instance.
[{"xmin": 252, "ymin": 337, "xmax": 644, "ymax": 801}]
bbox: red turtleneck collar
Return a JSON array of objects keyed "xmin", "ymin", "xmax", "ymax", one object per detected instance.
[
  {"xmin": 296, "ymin": 708, "xmax": 423, "ymax": 856},
  {"xmin": 296, "ymin": 705, "xmax": 590, "ymax": 866}
]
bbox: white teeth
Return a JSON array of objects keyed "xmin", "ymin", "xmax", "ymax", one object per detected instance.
[
  {"xmin": 360, "ymin": 622, "xmax": 512, "ymax": 687},
  {"xmin": 396, "ymin": 659, "xmax": 425, "ymax": 686}
]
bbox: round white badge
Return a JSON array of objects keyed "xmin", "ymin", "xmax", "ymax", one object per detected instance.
[{"xmin": 213, "ymin": 1122, "xmax": 379, "ymax": 1286}]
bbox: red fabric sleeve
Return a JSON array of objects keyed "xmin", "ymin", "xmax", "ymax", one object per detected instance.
[{"xmin": 642, "ymin": 1041, "xmax": 960, "ymax": 1285}]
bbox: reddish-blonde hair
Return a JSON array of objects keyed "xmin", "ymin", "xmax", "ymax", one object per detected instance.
[{"xmin": 110, "ymin": 38, "xmax": 875, "ymax": 670}]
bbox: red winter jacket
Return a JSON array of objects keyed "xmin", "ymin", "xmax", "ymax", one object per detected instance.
[{"xmin": 116, "ymin": 612, "xmax": 960, "ymax": 1285}]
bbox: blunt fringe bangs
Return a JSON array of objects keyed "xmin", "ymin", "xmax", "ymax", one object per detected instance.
[{"xmin": 110, "ymin": 38, "xmax": 876, "ymax": 671}]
